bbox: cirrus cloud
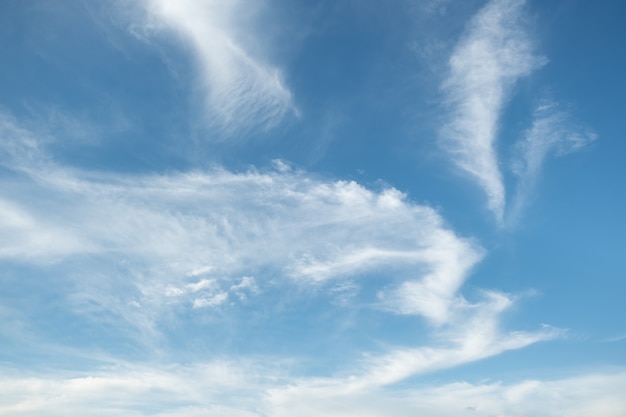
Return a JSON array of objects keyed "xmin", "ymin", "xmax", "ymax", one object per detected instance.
[{"xmin": 132, "ymin": 0, "xmax": 295, "ymax": 136}]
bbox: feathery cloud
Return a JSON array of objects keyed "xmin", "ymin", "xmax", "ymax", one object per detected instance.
[
  {"xmin": 507, "ymin": 101, "xmax": 597, "ymax": 225},
  {"xmin": 273, "ymin": 291, "xmax": 560, "ymax": 392},
  {"xmin": 0, "ymin": 115, "xmax": 561, "ymax": 393},
  {"xmin": 0, "ymin": 114, "xmax": 483, "ymax": 338},
  {"xmin": 0, "ymin": 114, "xmax": 560, "ymax": 389},
  {"xmin": 0, "ymin": 1, "xmax": 616, "ymax": 416},
  {"xmin": 134, "ymin": 0, "xmax": 294, "ymax": 135},
  {"xmin": 441, "ymin": 0, "xmax": 545, "ymax": 222}
]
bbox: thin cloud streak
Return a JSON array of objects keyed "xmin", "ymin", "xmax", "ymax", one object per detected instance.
[
  {"xmin": 278, "ymin": 291, "xmax": 561, "ymax": 392},
  {"xmin": 135, "ymin": 0, "xmax": 294, "ymax": 135},
  {"xmin": 507, "ymin": 101, "xmax": 597, "ymax": 226},
  {"xmin": 441, "ymin": 0, "xmax": 545, "ymax": 222}
]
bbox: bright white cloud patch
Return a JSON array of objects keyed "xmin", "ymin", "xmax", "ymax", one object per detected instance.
[
  {"xmin": 136, "ymin": 0, "xmax": 294, "ymax": 134},
  {"xmin": 441, "ymin": 0, "xmax": 545, "ymax": 222}
]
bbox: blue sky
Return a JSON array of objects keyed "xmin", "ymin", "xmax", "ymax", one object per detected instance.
[{"xmin": 1, "ymin": 0, "xmax": 625, "ymax": 415}]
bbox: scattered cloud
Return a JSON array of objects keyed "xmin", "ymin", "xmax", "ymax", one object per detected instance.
[
  {"xmin": 0, "ymin": 2, "xmax": 606, "ymax": 413},
  {"xmin": 440, "ymin": 0, "xmax": 545, "ymax": 222}
]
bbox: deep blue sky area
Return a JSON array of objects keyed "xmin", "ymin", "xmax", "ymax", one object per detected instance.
[{"xmin": 1, "ymin": 1, "xmax": 625, "ymax": 416}]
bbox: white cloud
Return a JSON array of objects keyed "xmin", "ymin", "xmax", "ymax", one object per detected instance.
[
  {"xmin": 0, "ymin": 2, "xmax": 614, "ymax": 415},
  {"xmin": 0, "ymin": 115, "xmax": 558, "ymax": 392},
  {"xmin": 0, "ymin": 115, "xmax": 486, "ymax": 338},
  {"xmin": 0, "ymin": 163, "xmax": 482, "ymax": 327},
  {"xmin": 1, "ymin": 364, "xmax": 624, "ymax": 417},
  {"xmin": 507, "ymin": 101, "xmax": 597, "ymax": 226},
  {"xmin": 275, "ymin": 292, "xmax": 560, "ymax": 392},
  {"xmin": 135, "ymin": 0, "xmax": 294, "ymax": 135},
  {"xmin": 0, "ymin": 361, "xmax": 266, "ymax": 417},
  {"xmin": 267, "ymin": 370, "xmax": 626, "ymax": 417},
  {"xmin": 230, "ymin": 276, "xmax": 258, "ymax": 301},
  {"xmin": 0, "ymin": 198, "xmax": 89, "ymax": 260},
  {"xmin": 440, "ymin": 0, "xmax": 545, "ymax": 222},
  {"xmin": 378, "ymin": 234, "xmax": 484, "ymax": 325},
  {"xmin": 0, "ymin": 114, "xmax": 92, "ymax": 259},
  {"xmin": 192, "ymin": 292, "xmax": 228, "ymax": 309}
]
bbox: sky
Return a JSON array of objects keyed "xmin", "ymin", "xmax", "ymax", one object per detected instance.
[{"xmin": 1, "ymin": 0, "xmax": 625, "ymax": 416}]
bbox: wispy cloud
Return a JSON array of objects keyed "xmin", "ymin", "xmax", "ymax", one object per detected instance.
[
  {"xmin": 0, "ymin": 114, "xmax": 564, "ymax": 403},
  {"xmin": 2, "ymin": 363, "xmax": 624, "ymax": 417},
  {"xmin": 441, "ymin": 0, "xmax": 545, "ymax": 222},
  {"xmin": 266, "ymin": 370, "xmax": 626, "ymax": 417},
  {"xmin": 133, "ymin": 0, "xmax": 294, "ymax": 135},
  {"xmin": 507, "ymin": 101, "xmax": 597, "ymax": 226},
  {"xmin": 277, "ymin": 291, "xmax": 561, "ymax": 392},
  {"xmin": 605, "ymin": 333, "xmax": 626, "ymax": 343},
  {"xmin": 0, "ymin": 114, "xmax": 483, "ymax": 338},
  {"xmin": 0, "ymin": 1, "xmax": 617, "ymax": 415},
  {"xmin": 0, "ymin": 360, "xmax": 267, "ymax": 417},
  {"xmin": 0, "ymin": 114, "xmax": 561, "ymax": 387}
]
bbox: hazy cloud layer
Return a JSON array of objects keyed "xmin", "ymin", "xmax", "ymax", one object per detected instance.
[
  {"xmin": 267, "ymin": 370, "xmax": 626, "ymax": 417},
  {"xmin": 1, "ymin": 364, "xmax": 624, "ymax": 417}
]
